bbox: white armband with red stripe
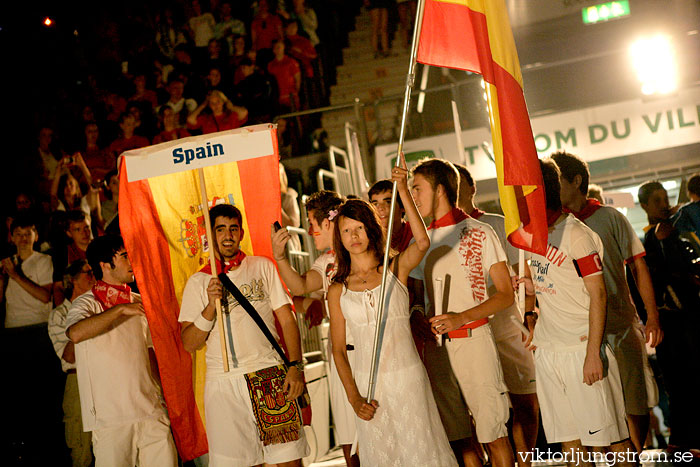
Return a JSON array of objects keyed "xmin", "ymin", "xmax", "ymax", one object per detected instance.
[{"xmin": 573, "ymin": 253, "xmax": 603, "ymax": 277}]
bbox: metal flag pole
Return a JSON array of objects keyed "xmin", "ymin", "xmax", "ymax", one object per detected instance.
[
  {"xmin": 451, "ymin": 100, "xmax": 468, "ymax": 167},
  {"xmin": 366, "ymin": 0, "xmax": 427, "ymax": 403},
  {"xmin": 198, "ymin": 168, "xmax": 230, "ymax": 372}
]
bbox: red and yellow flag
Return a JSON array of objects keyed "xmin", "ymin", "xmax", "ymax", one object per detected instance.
[
  {"xmin": 417, "ymin": 0, "xmax": 547, "ymax": 254},
  {"xmin": 118, "ymin": 125, "xmax": 281, "ymax": 460}
]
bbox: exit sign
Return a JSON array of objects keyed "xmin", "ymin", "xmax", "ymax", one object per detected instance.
[{"xmin": 582, "ymin": 1, "xmax": 630, "ymax": 24}]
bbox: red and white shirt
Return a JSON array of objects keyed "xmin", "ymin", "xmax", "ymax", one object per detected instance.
[{"xmin": 531, "ymin": 214, "xmax": 605, "ymax": 350}]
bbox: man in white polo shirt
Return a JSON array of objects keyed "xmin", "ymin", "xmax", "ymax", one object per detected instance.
[
  {"xmin": 180, "ymin": 204, "xmax": 308, "ymax": 467},
  {"xmin": 409, "ymin": 158, "xmax": 515, "ymax": 467},
  {"xmin": 66, "ymin": 235, "xmax": 177, "ymax": 467},
  {"xmin": 524, "ymin": 159, "xmax": 633, "ymax": 459}
]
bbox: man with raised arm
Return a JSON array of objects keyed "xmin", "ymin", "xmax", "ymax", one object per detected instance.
[
  {"xmin": 66, "ymin": 235, "xmax": 177, "ymax": 467},
  {"xmin": 552, "ymin": 151, "xmax": 663, "ymax": 454},
  {"xmin": 409, "ymin": 158, "xmax": 515, "ymax": 467},
  {"xmin": 270, "ymin": 190, "xmax": 361, "ymax": 467},
  {"xmin": 180, "ymin": 204, "xmax": 308, "ymax": 467},
  {"xmin": 369, "ymin": 179, "xmax": 413, "ymax": 253}
]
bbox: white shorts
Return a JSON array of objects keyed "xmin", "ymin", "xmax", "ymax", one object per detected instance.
[
  {"xmin": 204, "ymin": 373, "xmax": 310, "ymax": 467},
  {"xmin": 424, "ymin": 339, "xmax": 472, "ymax": 441},
  {"xmin": 607, "ymin": 323, "xmax": 658, "ymax": 415},
  {"xmin": 495, "ymin": 332, "xmax": 537, "ymax": 395},
  {"xmin": 328, "ymin": 342, "xmax": 358, "ymax": 445},
  {"xmin": 92, "ymin": 413, "xmax": 177, "ymax": 467},
  {"xmin": 534, "ymin": 345, "xmax": 629, "ymax": 447},
  {"xmin": 445, "ymin": 324, "xmax": 510, "ymax": 444}
]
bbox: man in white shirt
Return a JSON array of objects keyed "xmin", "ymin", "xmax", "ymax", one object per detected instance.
[
  {"xmin": 48, "ymin": 259, "xmax": 96, "ymax": 467},
  {"xmin": 524, "ymin": 159, "xmax": 633, "ymax": 460},
  {"xmin": 409, "ymin": 158, "xmax": 515, "ymax": 467},
  {"xmin": 1, "ymin": 215, "xmax": 62, "ymax": 463},
  {"xmin": 1, "ymin": 217, "xmax": 53, "ymax": 328},
  {"xmin": 455, "ymin": 163, "xmax": 539, "ymax": 467},
  {"xmin": 180, "ymin": 204, "xmax": 308, "ymax": 467},
  {"xmin": 66, "ymin": 235, "xmax": 177, "ymax": 467}
]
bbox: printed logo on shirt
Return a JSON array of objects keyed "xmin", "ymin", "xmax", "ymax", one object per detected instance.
[
  {"xmin": 531, "ymin": 257, "xmax": 557, "ymax": 295},
  {"xmin": 459, "ymin": 227, "xmax": 487, "ymax": 303},
  {"xmin": 545, "ymin": 244, "xmax": 568, "ymax": 267},
  {"xmin": 223, "ymin": 279, "xmax": 267, "ymax": 311}
]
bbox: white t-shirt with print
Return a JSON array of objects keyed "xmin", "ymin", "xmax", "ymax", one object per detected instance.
[
  {"xmin": 410, "ymin": 218, "xmax": 507, "ymax": 321},
  {"xmin": 530, "ymin": 214, "xmax": 605, "ymax": 350},
  {"xmin": 310, "ymin": 250, "xmax": 336, "ymax": 294},
  {"xmin": 310, "ymin": 250, "xmax": 354, "ymax": 345},
  {"xmin": 179, "ymin": 256, "xmax": 292, "ymax": 378}
]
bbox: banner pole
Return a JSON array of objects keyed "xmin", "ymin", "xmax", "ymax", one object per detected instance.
[
  {"xmin": 198, "ymin": 168, "xmax": 230, "ymax": 372},
  {"xmin": 366, "ymin": 0, "xmax": 427, "ymax": 403},
  {"xmin": 518, "ymin": 249, "xmax": 526, "ymax": 313}
]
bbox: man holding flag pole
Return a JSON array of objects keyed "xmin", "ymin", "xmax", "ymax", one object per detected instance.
[{"xmin": 179, "ymin": 203, "xmax": 308, "ymax": 466}]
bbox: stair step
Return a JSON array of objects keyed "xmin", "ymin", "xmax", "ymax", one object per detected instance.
[
  {"xmin": 336, "ymin": 58, "xmax": 410, "ymax": 83},
  {"xmin": 330, "ymin": 82, "xmax": 407, "ymax": 106}
]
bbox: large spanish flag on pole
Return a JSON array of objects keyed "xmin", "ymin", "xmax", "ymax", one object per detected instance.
[
  {"xmin": 118, "ymin": 124, "xmax": 281, "ymax": 460},
  {"xmin": 417, "ymin": 0, "xmax": 547, "ymax": 254}
]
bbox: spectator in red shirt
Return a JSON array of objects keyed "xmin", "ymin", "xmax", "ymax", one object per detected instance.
[
  {"xmin": 130, "ymin": 74, "xmax": 158, "ymax": 109},
  {"xmin": 284, "ymin": 21, "xmax": 317, "ymax": 79},
  {"xmin": 267, "ymin": 39, "xmax": 301, "ymax": 111},
  {"xmin": 251, "ymin": 0, "xmax": 283, "ymax": 52},
  {"xmin": 81, "ymin": 122, "xmax": 114, "ymax": 182},
  {"xmin": 187, "ymin": 90, "xmax": 248, "ymax": 135},
  {"xmin": 154, "ymin": 106, "xmax": 191, "ymax": 144},
  {"xmin": 107, "ymin": 113, "xmax": 150, "ymax": 159}
]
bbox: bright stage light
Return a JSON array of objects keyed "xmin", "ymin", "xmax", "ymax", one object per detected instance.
[{"xmin": 629, "ymin": 35, "xmax": 677, "ymax": 96}]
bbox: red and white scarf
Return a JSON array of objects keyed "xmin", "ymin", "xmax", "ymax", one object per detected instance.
[
  {"xmin": 564, "ymin": 198, "xmax": 603, "ymax": 221},
  {"xmin": 92, "ymin": 280, "xmax": 132, "ymax": 310},
  {"xmin": 200, "ymin": 250, "xmax": 247, "ymax": 275},
  {"xmin": 428, "ymin": 207, "xmax": 468, "ymax": 230}
]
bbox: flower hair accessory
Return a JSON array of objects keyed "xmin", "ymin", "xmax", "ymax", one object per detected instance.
[{"xmin": 327, "ymin": 209, "xmax": 339, "ymax": 221}]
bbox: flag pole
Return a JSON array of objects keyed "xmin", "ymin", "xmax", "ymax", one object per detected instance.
[
  {"xmin": 198, "ymin": 168, "xmax": 230, "ymax": 372},
  {"xmin": 451, "ymin": 100, "xmax": 467, "ymax": 166},
  {"xmin": 367, "ymin": 0, "xmax": 427, "ymax": 403}
]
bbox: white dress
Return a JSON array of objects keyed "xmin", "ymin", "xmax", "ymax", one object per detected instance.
[{"xmin": 340, "ymin": 270, "xmax": 457, "ymax": 467}]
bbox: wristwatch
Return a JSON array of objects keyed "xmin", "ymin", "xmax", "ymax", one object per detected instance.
[{"xmin": 289, "ymin": 360, "xmax": 305, "ymax": 372}]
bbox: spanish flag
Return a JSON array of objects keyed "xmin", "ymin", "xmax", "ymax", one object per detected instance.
[
  {"xmin": 417, "ymin": 0, "xmax": 547, "ymax": 254},
  {"xmin": 118, "ymin": 125, "xmax": 281, "ymax": 460}
]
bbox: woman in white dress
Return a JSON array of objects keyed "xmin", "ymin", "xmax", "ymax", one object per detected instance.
[{"xmin": 327, "ymin": 160, "xmax": 457, "ymax": 466}]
